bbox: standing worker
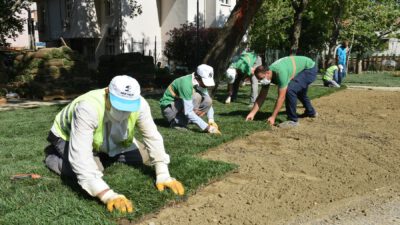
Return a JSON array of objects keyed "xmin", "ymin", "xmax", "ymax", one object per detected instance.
[
  {"xmin": 246, "ymin": 56, "xmax": 318, "ymax": 128},
  {"xmin": 160, "ymin": 64, "xmax": 220, "ymax": 134},
  {"xmin": 225, "ymin": 51, "xmax": 262, "ymax": 106},
  {"xmin": 44, "ymin": 75, "xmax": 184, "ymax": 213},
  {"xmin": 336, "ymin": 40, "xmax": 349, "ymax": 84}
]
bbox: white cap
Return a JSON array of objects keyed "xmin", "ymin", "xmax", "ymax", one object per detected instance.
[
  {"xmin": 196, "ymin": 64, "xmax": 215, "ymax": 87},
  {"xmin": 108, "ymin": 75, "xmax": 141, "ymax": 112},
  {"xmin": 226, "ymin": 68, "xmax": 237, "ymax": 84}
]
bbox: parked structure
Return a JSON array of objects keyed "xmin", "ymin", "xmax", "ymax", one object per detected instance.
[{"xmin": 34, "ymin": 0, "xmax": 236, "ymax": 66}]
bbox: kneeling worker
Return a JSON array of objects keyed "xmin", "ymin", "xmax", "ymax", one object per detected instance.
[
  {"xmin": 44, "ymin": 75, "xmax": 184, "ymax": 213},
  {"xmin": 160, "ymin": 64, "xmax": 220, "ymax": 134},
  {"xmin": 246, "ymin": 56, "xmax": 318, "ymax": 128},
  {"xmin": 323, "ymin": 64, "xmax": 340, "ymax": 88}
]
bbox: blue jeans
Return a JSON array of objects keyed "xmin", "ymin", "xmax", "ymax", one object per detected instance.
[
  {"xmin": 285, "ymin": 66, "xmax": 317, "ymax": 122},
  {"xmin": 336, "ymin": 64, "xmax": 346, "ymax": 84}
]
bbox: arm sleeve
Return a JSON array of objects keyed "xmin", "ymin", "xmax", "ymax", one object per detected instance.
[
  {"xmin": 207, "ymin": 106, "xmax": 214, "ymax": 121},
  {"xmin": 137, "ymin": 97, "xmax": 170, "ymax": 165},
  {"xmin": 183, "ymin": 99, "xmax": 208, "ymax": 130},
  {"xmin": 68, "ymin": 101, "xmax": 110, "ymax": 197},
  {"xmin": 203, "ymin": 91, "xmax": 214, "ymax": 121}
]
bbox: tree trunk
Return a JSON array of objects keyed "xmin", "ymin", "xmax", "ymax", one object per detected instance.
[
  {"xmin": 202, "ymin": 0, "xmax": 264, "ymax": 93},
  {"xmin": 326, "ymin": 0, "xmax": 345, "ymax": 66},
  {"xmin": 290, "ymin": 0, "xmax": 308, "ymax": 55}
]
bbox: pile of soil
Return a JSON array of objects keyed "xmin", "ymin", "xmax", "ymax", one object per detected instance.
[{"xmin": 134, "ymin": 89, "xmax": 400, "ymax": 225}]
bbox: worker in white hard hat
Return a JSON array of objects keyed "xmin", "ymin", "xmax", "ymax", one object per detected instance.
[
  {"xmin": 160, "ymin": 64, "xmax": 220, "ymax": 134},
  {"xmin": 44, "ymin": 75, "xmax": 184, "ymax": 213}
]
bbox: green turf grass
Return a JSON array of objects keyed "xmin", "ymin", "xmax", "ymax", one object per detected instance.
[
  {"xmin": 314, "ymin": 71, "xmax": 400, "ymax": 87},
  {"xmin": 0, "ymin": 85, "xmax": 339, "ymax": 225}
]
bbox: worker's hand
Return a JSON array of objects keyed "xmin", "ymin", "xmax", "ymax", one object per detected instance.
[
  {"xmin": 208, "ymin": 121, "xmax": 219, "ymax": 129},
  {"xmin": 246, "ymin": 113, "xmax": 255, "ymax": 121},
  {"xmin": 267, "ymin": 116, "xmax": 275, "ymax": 126},
  {"xmin": 99, "ymin": 190, "xmax": 134, "ymax": 213},
  {"xmin": 156, "ymin": 177, "xmax": 185, "ymax": 195},
  {"xmin": 194, "ymin": 109, "xmax": 206, "ymax": 117},
  {"xmin": 208, "ymin": 125, "xmax": 221, "ymax": 134}
]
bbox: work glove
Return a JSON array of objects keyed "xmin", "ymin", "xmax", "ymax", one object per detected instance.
[
  {"xmin": 100, "ymin": 190, "xmax": 134, "ymax": 213},
  {"xmin": 156, "ymin": 176, "xmax": 185, "ymax": 195},
  {"xmin": 208, "ymin": 125, "xmax": 221, "ymax": 134},
  {"xmin": 208, "ymin": 121, "xmax": 219, "ymax": 129}
]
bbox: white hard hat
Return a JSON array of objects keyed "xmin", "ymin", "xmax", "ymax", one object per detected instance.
[{"xmin": 226, "ymin": 68, "xmax": 237, "ymax": 84}]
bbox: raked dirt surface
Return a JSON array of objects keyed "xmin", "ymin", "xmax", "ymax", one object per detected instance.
[{"xmin": 132, "ymin": 89, "xmax": 400, "ymax": 225}]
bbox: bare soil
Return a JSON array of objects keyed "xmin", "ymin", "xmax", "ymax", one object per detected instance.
[{"xmin": 135, "ymin": 89, "xmax": 400, "ymax": 225}]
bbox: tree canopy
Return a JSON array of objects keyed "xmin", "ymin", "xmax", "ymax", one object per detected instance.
[{"xmin": 248, "ymin": 0, "xmax": 400, "ymax": 60}]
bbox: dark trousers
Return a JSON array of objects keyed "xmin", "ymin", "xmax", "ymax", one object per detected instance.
[
  {"xmin": 285, "ymin": 66, "xmax": 317, "ymax": 122},
  {"xmin": 44, "ymin": 131, "xmax": 145, "ymax": 177}
]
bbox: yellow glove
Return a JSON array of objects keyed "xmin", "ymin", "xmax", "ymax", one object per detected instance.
[
  {"xmin": 156, "ymin": 178, "xmax": 185, "ymax": 196},
  {"xmin": 100, "ymin": 190, "xmax": 134, "ymax": 213},
  {"xmin": 208, "ymin": 121, "xmax": 219, "ymax": 129},
  {"xmin": 208, "ymin": 125, "xmax": 221, "ymax": 134}
]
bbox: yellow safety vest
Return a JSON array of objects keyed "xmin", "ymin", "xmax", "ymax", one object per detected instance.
[{"xmin": 53, "ymin": 88, "xmax": 139, "ymax": 151}]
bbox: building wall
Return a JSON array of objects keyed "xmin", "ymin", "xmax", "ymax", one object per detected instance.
[
  {"xmin": 215, "ymin": 0, "xmax": 235, "ymax": 27},
  {"xmin": 160, "ymin": 0, "xmax": 188, "ymax": 51},
  {"xmin": 375, "ymin": 38, "xmax": 400, "ymax": 56},
  {"xmin": 6, "ymin": 3, "xmax": 40, "ymax": 49},
  {"xmin": 121, "ymin": 0, "xmax": 162, "ymax": 62}
]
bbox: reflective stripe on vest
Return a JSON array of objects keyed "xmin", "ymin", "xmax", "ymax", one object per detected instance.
[{"xmin": 53, "ymin": 88, "xmax": 139, "ymax": 151}]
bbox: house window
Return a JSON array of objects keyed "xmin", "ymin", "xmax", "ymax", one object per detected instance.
[
  {"xmin": 106, "ymin": 37, "xmax": 115, "ymax": 55},
  {"xmin": 219, "ymin": 0, "xmax": 231, "ymax": 5},
  {"xmin": 105, "ymin": 0, "xmax": 114, "ymax": 16}
]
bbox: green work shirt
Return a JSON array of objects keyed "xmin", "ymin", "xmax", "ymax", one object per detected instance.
[
  {"xmin": 160, "ymin": 74, "xmax": 193, "ymax": 108},
  {"xmin": 323, "ymin": 65, "xmax": 338, "ymax": 81},
  {"xmin": 230, "ymin": 51, "xmax": 258, "ymax": 76},
  {"xmin": 270, "ymin": 56, "xmax": 316, "ymax": 89}
]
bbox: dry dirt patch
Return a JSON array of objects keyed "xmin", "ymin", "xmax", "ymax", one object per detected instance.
[{"xmin": 135, "ymin": 89, "xmax": 400, "ymax": 225}]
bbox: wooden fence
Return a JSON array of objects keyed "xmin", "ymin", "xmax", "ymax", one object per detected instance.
[{"xmin": 347, "ymin": 56, "xmax": 400, "ymax": 72}]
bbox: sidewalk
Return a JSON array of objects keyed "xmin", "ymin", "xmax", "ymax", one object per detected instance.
[
  {"xmin": 0, "ymin": 89, "xmax": 165, "ymax": 111},
  {"xmin": 0, "ymin": 99, "xmax": 70, "ymax": 111}
]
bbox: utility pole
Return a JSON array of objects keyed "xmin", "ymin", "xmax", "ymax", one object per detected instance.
[
  {"xmin": 27, "ymin": 6, "xmax": 36, "ymax": 50},
  {"xmin": 196, "ymin": 0, "xmax": 200, "ymax": 65}
]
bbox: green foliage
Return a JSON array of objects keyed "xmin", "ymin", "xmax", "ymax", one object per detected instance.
[
  {"xmin": 248, "ymin": 0, "xmax": 400, "ymax": 59},
  {"xmin": 164, "ymin": 23, "xmax": 221, "ymax": 70},
  {"xmin": 0, "ymin": 0, "xmax": 32, "ymax": 46},
  {"xmin": 0, "ymin": 85, "xmax": 338, "ymax": 224},
  {"xmin": 249, "ymin": 0, "xmax": 293, "ymax": 53},
  {"xmin": 341, "ymin": 0, "xmax": 400, "ymax": 58}
]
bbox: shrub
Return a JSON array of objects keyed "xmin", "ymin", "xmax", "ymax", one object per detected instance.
[{"xmin": 164, "ymin": 23, "xmax": 221, "ymax": 71}]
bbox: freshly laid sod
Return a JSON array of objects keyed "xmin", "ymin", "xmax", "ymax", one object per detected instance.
[
  {"xmin": 314, "ymin": 72, "xmax": 400, "ymax": 87},
  {"xmin": 0, "ymin": 85, "xmax": 339, "ymax": 225}
]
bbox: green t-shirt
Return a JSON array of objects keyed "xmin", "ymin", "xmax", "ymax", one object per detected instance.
[
  {"xmin": 160, "ymin": 74, "xmax": 193, "ymax": 108},
  {"xmin": 270, "ymin": 56, "xmax": 316, "ymax": 88},
  {"xmin": 323, "ymin": 65, "xmax": 338, "ymax": 81},
  {"xmin": 230, "ymin": 51, "xmax": 257, "ymax": 76}
]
